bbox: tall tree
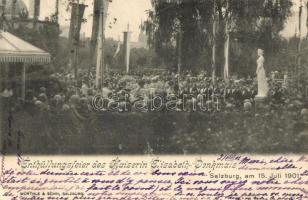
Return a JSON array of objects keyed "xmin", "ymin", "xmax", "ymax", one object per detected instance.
[{"xmin": 144, "ymin": 0, "xmax": 292, "ymax": 76}]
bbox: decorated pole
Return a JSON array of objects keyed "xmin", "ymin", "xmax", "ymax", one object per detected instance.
[
  {"xmin": 95, "ymin": 0, "xmax": 105, "ymax": 88},
  {"xmin": 21, "ymin": 64, "xmax": 26, "ymax": 101},
  {"xmin": 123, "ymin": 24, "xmax": 131, "ymax": 74}
]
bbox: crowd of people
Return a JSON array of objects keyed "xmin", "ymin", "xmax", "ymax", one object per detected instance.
[
  {"xmin": 2, "ymin": 70, "xmax": 308, "ymax": 153},
  {"xmin": 7, "ymin": 70, "xmax": 296, "ymax": 114}
]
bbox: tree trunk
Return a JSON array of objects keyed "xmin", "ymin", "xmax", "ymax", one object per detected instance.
[
  {"xmin": 212, "ymin": 0, "xmax": 217, "ymax": 83},
  {"xmin": 306, "ymin": 2, "xmax": 308, "ymax": 38},
  {"xmin": 224, "ymin": 0, "xmax": 230, "ymax": 80},
  {"xmin": 55, "ymin": 0, "xmax": 59, "ymax": 23},
  {"xmin": 95, "ymin": 0, "xmax": 105, "ymax": 89},
  {"xmin": 297, "ymin": 0, "xmax": 303, "ymax": 83}
]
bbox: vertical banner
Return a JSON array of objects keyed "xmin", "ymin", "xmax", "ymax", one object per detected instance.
[
  {"xmin": 68, "ymin": 2, "xmax": 86, "ymax": 70},
  {"xmin": 224, "ymin": 0, "xmax": 230, "ymax": 81},
  {"xmin": 212, "ymin": 0, "xmax": 217, "ymax": 83},
  {"xmin": 91, "ymin": 0, "xmax": 101, "ymax": 65},
  {"xmin": 123, "ymin": 30, "xmax": 131, "ymax": 74},
  {"xmin": 68, "ymin": 3, "xmax": 77, "ymax": 51},
  {"xmin": 34, "ymin": 0, "xmax": 40, "ymax": 19}
]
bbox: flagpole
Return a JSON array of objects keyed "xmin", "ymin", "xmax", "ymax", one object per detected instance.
[
  {"xmin": 95, "ymin": 0, "xmax": 105, "ymax": 89},
  {"xmin": 123, "ymin": 24, "xmax": 131, "ymax": 74}
]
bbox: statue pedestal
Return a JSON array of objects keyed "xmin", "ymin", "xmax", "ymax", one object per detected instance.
[{"xmin": 254, "ymin": 96, "xmax": 268, "ymax": 110}]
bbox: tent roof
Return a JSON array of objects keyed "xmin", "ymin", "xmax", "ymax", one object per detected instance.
[{"xmin": 0, "ymin": 31, "xmax": 51, "ymax": 64}]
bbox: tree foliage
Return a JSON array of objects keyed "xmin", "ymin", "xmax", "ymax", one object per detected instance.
[{"xmin": 144, "ymin": 0, "xmax": 293, "ymax": 76}]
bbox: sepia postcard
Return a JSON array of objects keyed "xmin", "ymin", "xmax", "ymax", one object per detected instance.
[{"xmin": 0, "ymin": 0, "xmax": 307, "ymax": 199}]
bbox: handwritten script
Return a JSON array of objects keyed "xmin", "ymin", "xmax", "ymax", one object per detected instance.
[{"xmin": 0, "ymin": 155, "xmax": 308, "ymax": 200}]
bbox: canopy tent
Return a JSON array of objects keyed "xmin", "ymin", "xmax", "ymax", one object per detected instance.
[
  {"xmin": 0, "ymin": 31, "xmax": 51, "ymax": 63},
  {"xmin": 0, "ymin": 30, "xmax": 51, "ymax": 99}
]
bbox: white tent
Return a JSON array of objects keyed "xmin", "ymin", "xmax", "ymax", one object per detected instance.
[
  {"xmin": 0, "ymin": 31, "xmax": 51, "ymax": 63},
  {"xmin": 0, "ymin": 30, "xmax": 51, "ymax": 99}
]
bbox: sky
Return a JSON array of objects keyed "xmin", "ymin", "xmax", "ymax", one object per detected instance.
[
  {"xmin": 25, "ymin": 0, "xmax": 152, "ymax": 42},
  {"xmin": 282, "ymin": 0, "xmax": 308, "ymax": 38},
  {"xmin": 24, "ymin": 0, "xmax": 307, "ymax": 42}
]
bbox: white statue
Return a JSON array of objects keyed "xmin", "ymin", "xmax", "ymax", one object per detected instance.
[{"xmin": 256, "ymin": 49, "xmax": 269, "ymax": 98}]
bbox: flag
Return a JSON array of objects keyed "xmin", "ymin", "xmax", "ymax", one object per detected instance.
[
  {"xmin": 91, "ymin": 0, "xmax": 110, "ymax": 48},
  {"xmin": 68, "ymin": 3, "xmax": 86, "ymax": 48},
  {"xmin": 34, "ymin": 0, "xmax": 40, "ymax": 19}
]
